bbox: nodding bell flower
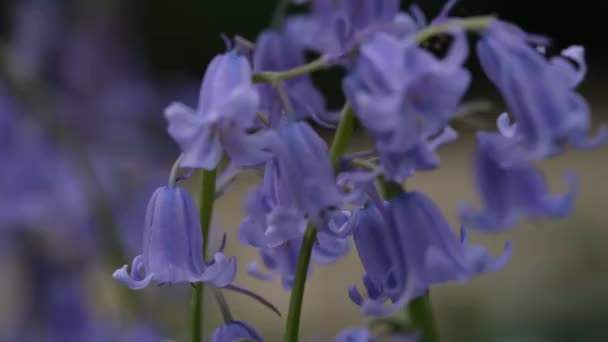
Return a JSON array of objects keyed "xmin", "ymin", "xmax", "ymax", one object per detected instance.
[
  {"xmin": 165, "ymin": 51, "xmax": 272, "ymax": 170},
  {"xmin": 460, "ymin": 129, "xmax": 578, "ymax": 231},
  {"xmin": 212, "ymin": 320, "xmax": 263, "ymax": 342},
  {"xmin": 345, "ymin": 31, "xmax": 469, "ymax": 181},
  {"xmin": 349, "ymin": 191, "xmax": 511, "ymax": 317},
  {"xmin": 334, "ymin": 328, "xmax": 374, "ymax": 342},
  {"xmin": 477, "ymin": 21, "xmax": 608, "ymax": 163},
  {"xmin": 112, "ymin": 185, "xmax": 236, "ymax": 290},
  {"xmin": 239, "ymin": 122, "xmax": 343, "ymax": 248}
]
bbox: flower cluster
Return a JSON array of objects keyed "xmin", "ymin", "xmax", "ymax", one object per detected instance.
[
  {"xmin": 111, "ymin": 0, "xmax": 605, "ymax": 341},
  {"xmin": 1, "ymin": 0, "xmax": 604, "ymax": 341}
]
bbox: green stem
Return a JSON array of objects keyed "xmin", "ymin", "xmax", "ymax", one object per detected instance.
[
  {"xmin": 408, "ymin": 293, "xmax": 438, "ymax": 342},
  {"xmin": 283, "ymin": 224, "xmax": 317, "ymax": 342},
  {"xmin": 271, "ymin": 0, "xmax": 290, "ymax": 28},
  {"xmin": 329, "ymin": 103, "xmax": 356, "ymax": 171},
  {"xmin": 252, "ymin": 57, "xmax": 327, "ymax": 84},
  {"xmin": 283, "ymin": 104, "xmax": 357, "ymax": 342},
  {"xmin": 191, "ymin": 168, "xmax": 218, "ymax": 342},
  {"xmin": 415, "ymin": 16, "xmax": 495, "ymax": 43}
]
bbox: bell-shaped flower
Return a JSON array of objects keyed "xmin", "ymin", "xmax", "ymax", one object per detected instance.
[
  {"xmin": 285, "ymin": 0, "xmax": 416, "ymax": 58},
  {"xmin": 460, "ymin": 131, "xmax": 578, "ymax": 231},
  {"xmin": 345, "ymin": 31, "xmax": 469, "ymax": 181},
  {"xmin": 113, "ymin": 186, "xmax": 236, "ymax": 290},
  {"xmin": 349, "ymin": 191, "xmax": 510, "ymax": 317},
  {"xmin": 165, "ymin": 51, "xmax": 272, "ymax": 170},
  {"xmin": 334, "ymin": 328, "xmax": 374, "ymax": 342},
  {"xmin": 253, "ymin": 30, "xmax": 332, "ymax": 126},
  {"xmin": 477, "ymin": 21, "xmax": 607, "ymax": 163},
  {"xmin": 212, "ymin": 320, "xmax": 263, "ymax": 342},
  {"xmin": 239, "ymin": 122, "xmax": 343, "ymax": 248}
]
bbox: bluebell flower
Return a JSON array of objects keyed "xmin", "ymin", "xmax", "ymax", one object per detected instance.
[
  {"xmin": 349, "ymin": 191, "xmax": 511, "ymax": 316},
  {"xmin": 477, "ymin": 21, "xmax": 608, "ymax": 163},
  {"xmin": 113, "ymin": 186, "xmax": 236, "ymax": 289},
  {"xmin": 254, "ymin": 30, "xmax": 334, "ymax": 126},
  {"xmin": 239, "ymin": 122, "xmax": 343, "ymax": 247},
  {"xmin": 460, "ymin": 130, "xmax": 578, "ymax": 231},
  {"xmin": 345, "ymin": 32, "xmax": 469, "ymax": 181},
  {"xmin": 212, "ymin": 320, "xmax": 263, "ymax": 342},
  {"xmin": 165, "ymin": 51, "xmax": 272, "ymax": 170},
  {"xmin": 285, "ymin": 0, "xmax": 416, "ymax": 58}
]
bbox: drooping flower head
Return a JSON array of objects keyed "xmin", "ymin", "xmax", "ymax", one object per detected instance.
[
  {"xmin": 165, "ymin": 50, "xmax": 272, "ymax": 170},
  {"xmin": 349, "ymin": 189, "xmax": 510, "ymax": 316},
  {"xmin": 477, "ymin": 21, "xmax": 607, "ymax": 162},
  {"xmin": 212, "ymin": 320, "xmax": 263, "ymax": 342},
  {"xmin": 460, "ymin": 128, "xmax": 577, "ymax": 231},
  {"xmin": 113, "ymin": 185, "xmax": 236, "ymax": 289},
  {"xmin": 345, "ymin": 31, "xmax": 469, "ymax": 180},
  {"xmin": 239, "ymin": 122, "xmax": 343, "ymax": 248}
]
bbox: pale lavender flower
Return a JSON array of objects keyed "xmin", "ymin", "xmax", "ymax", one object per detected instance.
[
  {"xmin": 212, "ymin": 321, "xmax": 263, "ymax": 342},
  {"xmin": 165, "ymin": 52, "xmax": 272, "ymax": 170},
  {"xmin": 345, "ymin": 31, "xmax": 469, "ymax": 181},
  {"xmin": 113, "ymin": 186, "xmax": 236, "ymax": 289},
  {"xmin": 477, "ymin": 21, "xmax": 607, "ymax": 163},
  {"xmin": 460, "ymin": 130, "xmax": 578, "ymax": 231},
  {"xmin": 349, "ymin": 191, "xmax": 510, "ymax": 317}
]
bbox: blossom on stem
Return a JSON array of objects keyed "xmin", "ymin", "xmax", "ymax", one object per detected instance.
[
  {"xmin": 349, "ymin": 191, "xmax": 510, "ymax": 316},
  {"xmin": 165, "ymin": 51, "xmax": 272, "ymax": 170},
  {"xmin": 460, "ymin": 131, "xmax": 578, "ymax": 231},
  {"xmin": 345, "ymin": 32, "xmax": 469, "ymax": 181},
  {"xmin": 113, "ymin": 186, "xmax": 236, "ymax": 289},
  {"xmin": 239, "ymin": 122, "xmax": 343, "ymax": 248},
  {"xmin": 477, "ymin": 21, "xmax": 607, "ymax": 163}
]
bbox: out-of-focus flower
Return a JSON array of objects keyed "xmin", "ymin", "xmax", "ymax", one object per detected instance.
[
  {"xmin": 460, "ymin": 130, "xmax": 577, "ymax": 231},
  {"xmin": 165, "ymin": 52, "xmax": 272, "ymax": 170},
  {"xmin": 253, "ymin": 30, "xmax": 333, "ymax": 126},
  {"xmin": 212, "ymin": 320, "xmax": 263, "ymax": 342},
  {"xmin": 477, "ymin": 21, "xmax": 607, "ymax": 163},
  {"xmin": 345, "ymin": 32, "xmax": 468, "ymax": 181},
  {"xmin": 113, "ymin": 186, "xmax": 236, "ymax": 289},
  {"xmin": 285, "ymin": 0, "xmax": 416, "ymax": 58}
]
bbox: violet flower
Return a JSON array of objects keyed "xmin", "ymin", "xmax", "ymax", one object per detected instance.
[
  {"xmin": 212, "ymin": 320, "xmax": 263, "ymax": 342},
  {"xmin": 113, "ymin": 186, "xmax": 236, "ymax": 289}
]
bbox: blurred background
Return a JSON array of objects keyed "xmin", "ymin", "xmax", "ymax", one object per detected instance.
[{"xmin": 0, "ymin": 0, "xmax": 607, "ymax": 341}]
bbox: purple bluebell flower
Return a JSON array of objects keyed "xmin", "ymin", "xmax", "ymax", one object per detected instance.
[
  {"xmin": 285, "ymin": 0, "xmax": 416, "ymax": 58},
  {"xmin": 212, "ymin": 320, "xmax": 263, "ymax": 342},
  {"xmin": 345, "ymin": 32, "xmax": 469, "ymax": 181},
  {"xmin": 113, "ymin": 186, "xmax": 236, "ymax": 289},
  {"xmin": 165, "ymin": 52, "xmax": 272, "ymax": 170},
  {"xmin": 253, "ymin": 30, "xmax": 333, "ymax": 126},
  {"xmin": 239, "ymin": 122, "xmax": 343, "ymax": 247},
  {"xmin": 460, "ymin": 131, "xmax": 578, "ymax": 231},
  {"xmin": 477, "ymin": 21, "xmax": 607, "ymax": 162},
  {"xmin": 349, "ymin": 191, "xmax": 511, "ymax": 316}
]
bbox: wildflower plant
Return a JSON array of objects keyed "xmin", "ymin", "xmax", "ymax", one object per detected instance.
[
  {"xmin": 2, "ymin": 0, "xmax": 605, "ymax": 341},
  {"xmin": 109, "ymin": 0, "xmax": 607, "ymax": 341}
]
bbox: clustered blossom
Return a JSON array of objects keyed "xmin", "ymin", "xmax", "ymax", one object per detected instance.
[{"xmin": 1, "ymin": 0, "xmax": 603, "ymax": 341}]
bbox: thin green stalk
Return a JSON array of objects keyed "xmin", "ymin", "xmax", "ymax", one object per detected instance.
[
  {"xmin": 283, "ymin": 224, "xmax": 317, "ymax": 342},
  {"xmin": 271, "ymin": 0, "xmax": 290, "ymax": 28},
  {"xmin": 330, "ymin": 103, "xmax": 356, "ymax": 171},
  {"xmin": 283, "ymin": 103, "xmax": 357, "ymax": 342},
  {"xmin": 252, "ymin": 57, "xmax": 327, "ymax": 84},
  {"xmin": 191, "ymin": 168, "xmax": 218, "ymax": 342},
  {"xmin": 415, "ymin": 16, "xmax": 495, "ymax": 43},
  {"xmin": 408, "ymin": 293, "xmax": 438, "ymax": 342}
]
